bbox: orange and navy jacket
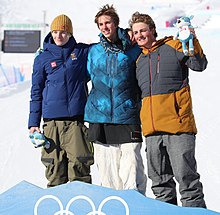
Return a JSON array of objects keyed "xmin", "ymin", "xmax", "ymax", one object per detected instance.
[{"xmin": 136, "ymin": 36, "xmax": 208, "ymax": 137}]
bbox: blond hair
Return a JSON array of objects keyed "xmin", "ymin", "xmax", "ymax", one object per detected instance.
[{"xmin": 129, "ymin": 12, "xmax": 157, "ymax": 38}]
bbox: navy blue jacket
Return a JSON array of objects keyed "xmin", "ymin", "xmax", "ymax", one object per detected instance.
[
  {"xmin": 28, "ymin": 33, "xmax": 89, "ymax": 128},
  {"xmin": 84, "ymin": 28, "xmax": 141, "ymax": 124}
]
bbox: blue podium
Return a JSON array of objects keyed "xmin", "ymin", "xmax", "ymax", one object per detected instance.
[{"xmin": 0, "ymin": 180, "xmax": 219, "ymax": 215}]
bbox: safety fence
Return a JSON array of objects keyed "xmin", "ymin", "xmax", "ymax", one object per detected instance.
[{"xmin": 0, "ymin": 64, "xmax": 31, "ymax": 87}]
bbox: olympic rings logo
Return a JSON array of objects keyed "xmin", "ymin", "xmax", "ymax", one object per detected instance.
[{"xmin": 34, "ymin": 194, "xmax": 129, "ymax": 215}]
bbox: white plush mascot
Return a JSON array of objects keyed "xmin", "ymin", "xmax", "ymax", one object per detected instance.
[{"xmin": 174, "ymin": 15, "xmax": 194, "ymax": 56}]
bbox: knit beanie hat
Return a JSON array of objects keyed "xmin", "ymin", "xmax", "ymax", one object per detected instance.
[{"xmin": 50, "ymin": 14, "xmax": 73, "ymax": 34}]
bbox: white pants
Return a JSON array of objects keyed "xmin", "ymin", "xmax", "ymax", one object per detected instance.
[{"xmin": 94, "ymin": 142, "xmax": 147, "ymax": 195}]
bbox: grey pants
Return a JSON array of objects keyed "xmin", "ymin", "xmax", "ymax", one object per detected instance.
[
  {"xmin": 41, "ymin": 120, "xmax": 94, "ymax": 187},
  {"xmin": 145, "ymin": 133, "xmax": 206, "ymax": 208}
]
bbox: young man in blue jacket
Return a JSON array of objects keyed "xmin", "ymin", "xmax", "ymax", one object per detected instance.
[{"xmin": 28, "ymin": 14, "xmax": 93, "ymax": 187}]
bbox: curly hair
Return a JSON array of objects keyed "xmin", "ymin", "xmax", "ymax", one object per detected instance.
[
  {"xmin": 129, "ymin": 12, "xmax": 158, "ymax": 38},
  {"xmin": 94, "ymin": 4, "xmax": 120, "ymax": 27}
]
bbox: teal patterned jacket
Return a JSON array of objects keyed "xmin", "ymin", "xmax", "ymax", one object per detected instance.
[{"xmin": 84, "ymin": 28, "xmax": 141, "ymax": 124}]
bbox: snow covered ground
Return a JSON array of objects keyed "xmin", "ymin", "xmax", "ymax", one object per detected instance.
[{"xmin": 0, "ymin": 0, "xmax": 220, "ymax": 213}]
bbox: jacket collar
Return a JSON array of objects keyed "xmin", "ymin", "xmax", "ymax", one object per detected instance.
[
  {"xmin": 141, "ymin": 36, "xmax": 173, "ymax": 55},
  {"xmin": 43, "ymin": 32, "xmax": 77, "ymax": 57},
  {"xmin": 99, "ymin": 27, "xmax": 131, "ymax": 53}
]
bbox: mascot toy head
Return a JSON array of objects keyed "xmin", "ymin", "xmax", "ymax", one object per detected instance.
[
  {"xmin": 174, "ymin": 15, "xmax": 194, "ymax": 29},
  {"xmin": 174, "ymin": 15, "xmax": 194, "ymax": 56}
]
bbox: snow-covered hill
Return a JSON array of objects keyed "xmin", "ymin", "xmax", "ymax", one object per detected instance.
[{"xmin": 0, "ymin": 0, "xmax": 220, "ymax": 213}]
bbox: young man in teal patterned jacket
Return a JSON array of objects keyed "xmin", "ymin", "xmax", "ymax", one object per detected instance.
[{"xmin": 84, "ymin": 4, "xmax": 147, "ymax": 195}]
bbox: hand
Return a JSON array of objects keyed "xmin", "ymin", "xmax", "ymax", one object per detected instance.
[
  {"xmin": 189, "ymin": 28, "xmax": 197, "ymax": 39},
  {"xmin": 29, "ymin": 127, "xmax": 41, "ymax": 134},
  {"xmin": 127, "ymin": 29, "xmax": 136, "ymax": 45}
]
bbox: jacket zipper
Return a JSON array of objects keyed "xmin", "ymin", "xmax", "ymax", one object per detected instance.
[
  {"xmin": 62, "ymin": 50, "xmax": 69, "ymax": 115},
  {"xmin": 106, "ymin": 53, "xmax": 113, "ymax": 122},
  {"xmin": 110, "ymin": 53, "xmax": 118, "ymax": 123},
  {"xmin": 149, "ymin": 52, "xmax": 156, "ymax": 132}
]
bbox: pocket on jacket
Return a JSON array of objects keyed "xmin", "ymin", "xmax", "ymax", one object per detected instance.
[{"xmin": 174, "ymin": 86, "xmax": 192, "ymax": 118}]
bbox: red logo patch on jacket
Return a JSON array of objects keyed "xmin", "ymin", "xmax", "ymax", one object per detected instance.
[{"xmin": 51, "ymin": 61, "xmax": 57, "ymax": 68}]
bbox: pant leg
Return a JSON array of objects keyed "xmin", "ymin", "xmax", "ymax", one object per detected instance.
[
  {"xmin": 145, "ymin": 135, "xmax": 177, "ymax": 204},
  {"xmin": 165, "ymin": 133, "xmax": 206, "ymax": 208},
  {"xmin": 60, "ymin": 121, "xmax": 94, "ymax": 184},
  {"xmin": 120, "ymin": 142, "xmax": 147, "ymax": 195},
  {"xmin": 42, "ymin": 120, "xmax": 68, "ymax": 187},
  {"xmin": 94, "ymin": 142, "xmax": 123, "ymax": 190}
]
